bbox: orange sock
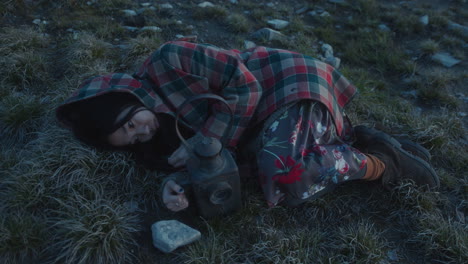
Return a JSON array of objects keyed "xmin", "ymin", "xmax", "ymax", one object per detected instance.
[{"xmin": 362, "ymin": 154, "xmax": 386, "ymax": 181}]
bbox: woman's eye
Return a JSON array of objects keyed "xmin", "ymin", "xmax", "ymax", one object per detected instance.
[{"xmin": 127, "ymin": 120, "xmax": 135, "ymax": 129}]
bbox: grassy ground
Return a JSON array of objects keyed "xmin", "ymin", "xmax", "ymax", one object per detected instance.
[{"xmin": 0, "ymin": 0, "xmax": 467, "ymax": 263}]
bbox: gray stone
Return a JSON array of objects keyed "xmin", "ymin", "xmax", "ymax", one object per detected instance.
[
  {"xmin": 229, "ymin": 0, "xmax": 238, "ymax": 4},
  {"xmin": 251, "ymin": 28, "xmax": 286, "ymax": 42},
  {"xmin": 387, "ymin": 249, "xmax": 399, "ymax": 261},
  {"xmin": 448, "ymin": 21, "xmax": 468, "ymax": 37},
  {"xmin": 32, "ymin": 19, "xmax": 41, "ymax": 25},
  {"xmin": 457, "ymin": 112, "xmax": 467, "ymax": 117},
  {"xmin": 321, "ymin": 43, "xmax": 334, "ymax": 58},
  {"xmin": 140, "ymin": 26, "xmax": 162, "ymax": 32},
  {"xmin": 244, "ymin": 40, "xmax": 256, "ymax": 49},
  {"xmin": 267, "ymin": 19, "xmax": 290, "ymax": 30},
  {"xmin": 419, "ymin": 15, "xmax": 429, "ymax": 26},
  {"xmin": 122, "ymin": 9, "xmax": 137, "ymax": 16},
  {"xmin": 320, "ymin": 11, "xmax": 331, "ymax": 17},
  {"xmin": 329, "ymin": 0, "xmax": 347, "ymax": 4},
  {"xmin": 400, "ymin": 90, "xmax": 418, "ymax": 100},
  {"xmin": 152, "ymin": 220, "xmax": 201, "ymax": 253},
  {"xmin": 122, "ymin": 26, "xmax": 138, "ymax": 32},
  {"xmin": 325, "ymin": 57, "xmax": 341, "ymax": 68},
  {"xmin": 266, "ymin": 2, "xmax": 275, "ymax": 8},
  {"xmin": 296, "ymin": 6, "xmax": 309, "ymax": 14},
  {"xmin": 141, "ymin": 2, "xmax": 151, "ymax": 7},
  {"xmin": 198, "ymin": 1, "xmax": 215, "ymax": 8},
  {"xmin": 431, "ymin": 52, "xmax": 461, "ymax": 67},
  {"xmin": 378, "ymin": 24, "xmax": 391, "ymax": 32},
  {"xmin": 308, "ymin": 11, "xmax": 318, "ymax": 16},
  {"xmin": 160, "ymin": 3, "xmax": 174, "ymax": 9}
]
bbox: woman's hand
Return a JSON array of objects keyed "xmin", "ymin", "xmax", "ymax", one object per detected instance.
[
  {"xmin": 162, "ymin": 180, "xmax": 189, "ymax": 212},
  {"xmin": 168, "ymin": 145, "xmax": 189, "ymax": 168}
]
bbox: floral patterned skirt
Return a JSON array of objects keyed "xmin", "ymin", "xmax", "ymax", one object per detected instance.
[{"xmin": 256, "ymin": 101, "xmax": 368, "ymax": 207}]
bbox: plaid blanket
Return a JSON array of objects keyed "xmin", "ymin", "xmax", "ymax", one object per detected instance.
[
  {"xmin": 133, "ymin": 41, "xmax": 357, "ymax": 147},
  {"xmin": 57, "ymin": 41, "xmax": 357, "ymax": 148}
]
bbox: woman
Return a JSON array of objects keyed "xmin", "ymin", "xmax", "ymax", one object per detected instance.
[{"xmin": 56, "ymin": 39, "xmax": 439, "ymax": 212}]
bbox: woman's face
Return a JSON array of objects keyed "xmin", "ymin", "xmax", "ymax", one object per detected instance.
[{"xmin": 108, "ymin": 108, "xmax": 159, "ymax": 146}]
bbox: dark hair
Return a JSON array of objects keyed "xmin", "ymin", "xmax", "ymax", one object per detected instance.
[{"xmin": 63, "ymin": 92, "xmax": 143, "ymax": 150}]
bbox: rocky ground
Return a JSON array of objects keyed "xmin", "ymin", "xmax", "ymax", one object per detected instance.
[{"xmin": 1, "ymin": 0, "xmax": 467, "ymax": 263}]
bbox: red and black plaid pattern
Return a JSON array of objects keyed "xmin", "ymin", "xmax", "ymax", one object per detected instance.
[
  {"xmin": 134, "ymin": 41, "xmax": 357, "ymax": 146},
  {"xmin": 57, "ymin": 41, "xmax": 357, "ymax": 148}
]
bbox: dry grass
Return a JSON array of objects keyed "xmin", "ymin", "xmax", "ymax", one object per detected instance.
[{"xmin": 0, "ymin": 0, "xmax": 467, "ymax": 263}]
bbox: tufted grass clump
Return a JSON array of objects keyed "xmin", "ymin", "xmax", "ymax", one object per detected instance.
[
  {"xmin": 417, "ymin": 212, "xmax": 468, "ymax": 263},
  {"xmin": 122, "ymin": 35, "xmax": 164, "ymax": 70},
  {"xmin": 193, "ymin": 6, "xmax": 228, "ymax": 21},
  {"xmin": 0, "ymin": 93, "xmax": 48, "ymax": 142},
  {"xmin": 394, "ymin": 14, "xmax": 425, "ymax": 35},
  {"xmin": 0, "ymin": 26, "xmax": 51, "ymax": 90},
  {"xmin": 353, "ymin": 0, "xmax": 379, "ymax": 18},
  {"xmin": 0, "ymin": 211, "xmax": 50, "ymax": 264},
  {"xmin": 65, "ymin": 33, "xmax": 119, "ymax": 79},
  {"xmin": 335, "ymin": 221, "xmax": 389, "ymax": 263},
  {"xmin": 52, "ymin": 191, "xmax": 140, "ymax": 264},
  {"xmin": 420, "ymin": 39, "xmax": 440, "ymax": 55},
  {"xmin": 343, "ymin": 29, "xmax": 411, "ymax": 74},
  {"xmin": 226, "ymin": 14, "xmax": 249, "ymax": 33}
]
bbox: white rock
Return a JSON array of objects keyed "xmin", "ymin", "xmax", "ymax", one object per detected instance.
[
  {"xmin": 152, "ymin": 220, "xmax": 201, "ymax": 253},
  {"xmin": 431, "ymin": 52, "xmax": 461, "ymax": 68},
  {"xmin": 176, "ymin": 20, "xmax": 183, "ymax": 25},
  {"xmin": 32, "ymin": 19, "xmax": 41, "ymax": 25},
  {"xmin": 457, "ymin": 112, "xmax": 467, "ymax": 117},
  {"xmin": 140, "ymin": 26, "xmax": 162, "ymax": 32},
  {"xmin": 229, "ymin": 0, "xmax": 238, "ymax": 4},
  {"xmin": 252, "ymin": 28, "xmax": 286, "ymax": 42},
  {"xmin": 296, "ymin": 6, "xmax": 309, "ymax": 14},
  {"xmin": 267, "ymin": 19, "xmax": 290, "ymax": 30},
  {"xmin": 160, "ymin": 3, "xmax": 174, "ymax": 9},
  {"xmin": 122, "ymin": 26, "xmax": 138, "ymax": 32},
  {"xmin": 244, "ymin": 40, "xmax": 256, "ymax": 49},
  {"xmin": 378, "ymin": 24, "xmax": 391, "ymax": 32},
  {"xmin": 419, "ymin": 15, "xmax": 429, "ymax": 26},
  {"xmin": 325, "ymin": 57, "xmax": 341, "ymax": 68},
  {"xmin": 141, "ymin": 2, "xmax": 151, "ymax": 7},
  {"xmin": 198, "ymin": 1, "xmax": 215, "ymax": 8},
  {"xmin": 122, "ymin": 9, "xmax": 137, "ymax": 16},
  {"xmin": 400, "ymin": 90, "xmax": 418, "ymax": 100},
  {"xmin": 322, "ymin": 43, "xmax": 334, "ymax": 58},
  {"xmin": 320, "ymin": 11, "xmax": 331, "ymax": 17},
  {"xmin": 266, "ymin": 2, "xmax": 274, "ymax": 8},
  {"xmin": 175, "ymin": 34, "xmax": 185, "ymax": 38},
  {"xmin": 448, "ymin": 21, "xmax": 468, "ymax": 37}
]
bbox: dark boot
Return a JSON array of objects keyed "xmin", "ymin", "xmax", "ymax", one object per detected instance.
[
  {"xmin": 367, "ymin": 133, "xmax": 440, "ymax": 189},
  {"xmin": 353, "ymin": 125, "xmax": 431, "ymax": 162}
]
